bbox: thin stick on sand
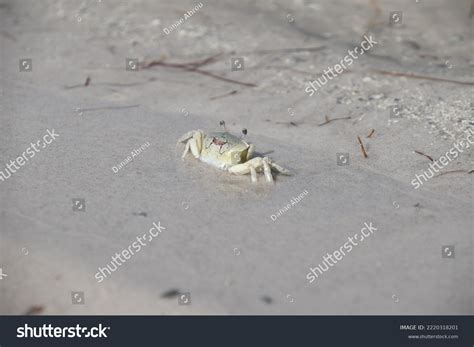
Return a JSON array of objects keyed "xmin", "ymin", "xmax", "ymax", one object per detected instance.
[
  {"xmin": 434, "ymin": 170, "xmax": 470, "ymax": 178},
  {"xmin": 77, "ymin": 104, "xmax": 140, "ymax": 113},
  {"xmin": 357, "ymin": 136, "xmax": 368, "ymax": 158},
  {"xmin": 318, "ymin": 115, "xmax": 351, "ymax": 126},
  {"xmin": 373, "ymin": 69, "xmax": 474, "ymax": 86},
  {"xmin": 210, "ymin": 90, "xmax": 238, "ymax": 100},
  {"xmin": 414, "ymin": 150, "xmax": 434, "ymax": 162},
  {"xmin": 140, "ymin": 54, "xmax": 257, "ymax": 87}
]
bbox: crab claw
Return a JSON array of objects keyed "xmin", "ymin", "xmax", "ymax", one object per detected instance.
[
  {"xmin": 178, "ymin": 130, "xmax": 204, "ymax": 159},
  {"xmin": 177, "ymin": 130, "xmax": 199, "ymax": 145}
]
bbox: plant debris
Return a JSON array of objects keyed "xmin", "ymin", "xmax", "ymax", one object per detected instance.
[
  {"xmin": 367, "ymin": 129, "xmax": 375, "ymax": 138},
  {"xmin": 276, "ymin": 121, "xmax": 299, "ymax": 127},
  {"xmin": 161, "ymin": 289, "xmax": 180, "ymax": 299},
  {"xmin": 132, "ymin": 212, "xmax": 147, "ymax": 217},
  {"xmin": 318, "ymin": 115, "xmax": 351, "ymax": 126},
  {"xmin": 414, "ymin": 150, "xmax": 434, "ymax": 162},
  {"xmin": 434, "ymin": 170, "xmax": 471, "ymax": 177},
  {"xmin": 373, "ymin": 69, "xmax": 474, "ymax": 86},
  {"xmin": 64, "ymin": 76, "xmax": 91, "ymax": 89},
  {"xmin": 357, "ymin": 136, "xmax": 368, "ymax": 158},
  {"xmin": 77, "ymin": 104, "xmax": 140, "ymax": 113},
  {"xmin": 25, "ymin": 305, "xmax": 44, "ymax": 315},
  {"xmin": 140, "ymin": 54, "xmax": 256, "ymax": 87},
  {"xmin": 210, "ymin": 90, "xmax": 238, "ymax": 100},
  {"xmin": 237, "ymin": 46, "xmax": 326, "ymax": 55}
]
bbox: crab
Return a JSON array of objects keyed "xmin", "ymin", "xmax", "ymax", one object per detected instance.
[{"xmin": 177, "ymin": 126, "xmax": 290, "ymax": 183}]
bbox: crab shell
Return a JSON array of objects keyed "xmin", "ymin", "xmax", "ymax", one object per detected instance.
[
  {"xmin": 200, "ymin": 132, "xmax": 250, "ymax": 170},
  {"xmin": 179, "ymin": 129, "xmax": 291, "ymax": 183}
]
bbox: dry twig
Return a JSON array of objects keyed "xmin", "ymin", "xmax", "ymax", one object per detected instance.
[
  {"xmin": 236, "ymin": 46, "xmax": 326, "ymax": 55},
  {"xmin": 357, "ymin": 136, "xmax": 368, "ymax": 158},
  {"xmin": 434, "ymin": 170, "xmax": 470, "ymax": 178},
  {"xmin": 414, "ymin": 150, "xmax": 434, "ymax": 162},
  {"xmin": 367, "ymin": 129, "xmax": 375, "ymax": 138},
  {"xmin": 210, "ymin": 90, "xmax": 238, "ymax": 100},
  {"xmin": 275, "ymin": 121, "xmax": 299, "ymax": 127},
  {"xmin": 318, "ymin": 115, "xmax": 351, "ymax": 126},
  {"xmin": 77, "ymin": 104, "xmax": 140, "ymax": 113},
  {"xmin": 373, "ymin": 69, "xmax": 474, "ymax": 86},
  {"xmin": 140, "ymin": 54, "xmax": 256, "ymax": 87}
]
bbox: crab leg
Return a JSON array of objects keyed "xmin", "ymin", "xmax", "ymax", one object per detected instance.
[
  {"xmin": 193, "ymin": 131, "xmax": 202, "ymax": 152},
  {"xmin": 270, "ymin": 162, "xmax": 291, "ymax": 175},
  {"xmin": 189, "ymin": 138, "xmax": 201, "ymax": 158},
  {"xmin": 263, "ymin": 159, "xmax": 274, "ymax": 183},
  {"xmin": 228, "ymin": 162, "xmax": 254, "ymax": 184},
  {"xmin": 249, "ymin": 165, "xmax": 257, "ymax": 183},
  {"xmin": 228, "ymin": 163, "xmax": 249, "ymax": 174},
  {"xmin": 180, "ymin": 131, "xmax": 202, "ymax": 159},
  {"xmin": 229, "ymin": 158, "xmax": 265, "ymax": 183},
  {"xmin": 181, "ymin": 141, "xmax": 191, "ymax": 160}
]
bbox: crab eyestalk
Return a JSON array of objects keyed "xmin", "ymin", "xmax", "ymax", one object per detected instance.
[{"xmin": 219, "ymin": 120, "xmax": 227, "ymax": 131}]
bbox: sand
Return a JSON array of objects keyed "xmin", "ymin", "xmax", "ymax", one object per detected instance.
[{"xmin": 0, "ymin": 0, "xmax": 472, "ymax": 314}]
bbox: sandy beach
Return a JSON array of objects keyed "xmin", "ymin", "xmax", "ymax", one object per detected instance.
[{"xmin": 0, "ymin": 0, "xmax": 472, "ymax": 315}]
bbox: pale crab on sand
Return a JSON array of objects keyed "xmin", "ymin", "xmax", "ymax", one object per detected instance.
[{"xmin": 177, "ymin": 124, "xmax": 290, "ymax": 183}]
